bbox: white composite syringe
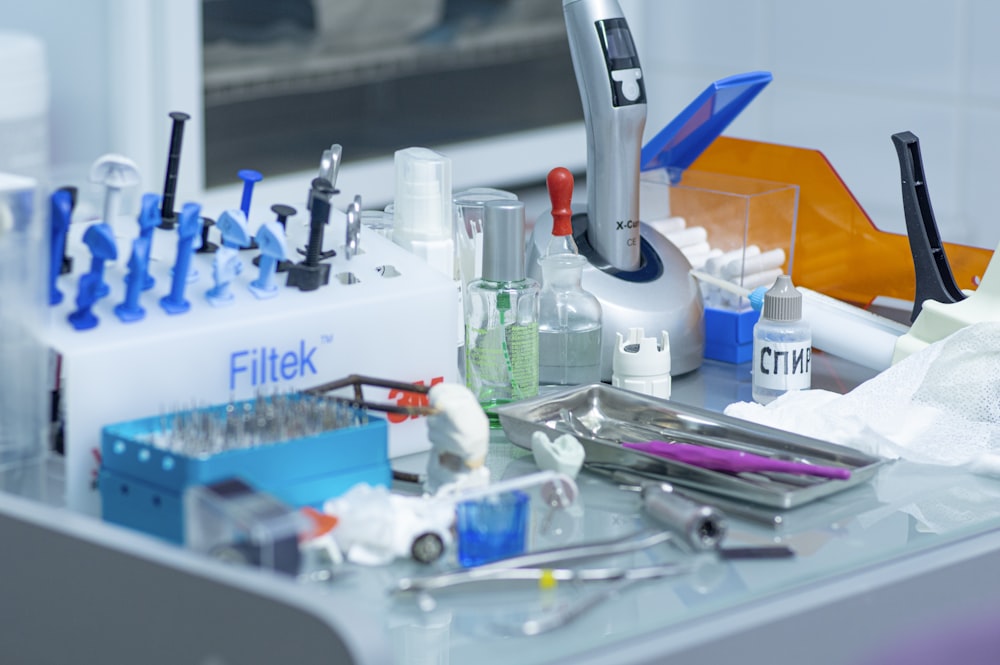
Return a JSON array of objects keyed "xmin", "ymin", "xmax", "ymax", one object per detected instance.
[{"xmin": 691, "ymin": 269, "xmax": 910, "ymax": 372}]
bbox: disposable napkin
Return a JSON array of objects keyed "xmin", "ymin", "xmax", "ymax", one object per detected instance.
[{"xmin": 725, "ymin": 321, "xmax": 1000, "ymax": 475}]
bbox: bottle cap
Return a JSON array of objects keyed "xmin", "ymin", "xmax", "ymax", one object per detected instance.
[
  {"xmin": 762, "ymin": 274, "xmax": 802, "ymax": 321},
  {"xmin": 482, "ymin": 199, "xmax": 526, "ymax": 282},
  {"xmin": 612, "ymin": 328, "xmax": 671, "ymax": 398}
]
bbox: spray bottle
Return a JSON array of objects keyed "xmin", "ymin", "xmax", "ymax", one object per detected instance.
[{"xmin": 465, "ymin": 200, "xmax": 540, "ymax": 425}]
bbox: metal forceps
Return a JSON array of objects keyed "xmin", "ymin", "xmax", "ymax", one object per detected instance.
[{"xmin": 304, "ymin": 374, "xmax": 440, "ymax": 419}]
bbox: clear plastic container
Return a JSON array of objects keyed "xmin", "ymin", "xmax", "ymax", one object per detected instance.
[
  {"xmin": 184, "ymin": 477, "xmax": 308, "ymax": 575},
  {"xmin": 453, "ymin": 187, "xmax": 517, "ymax": 289},
  {"xmin": 537, "ymin": 254, "xmax": 602, "ymax": 386},
  {"xmin": 0, "ymin": 173, "xmax": 48, "ymax": 501},
  {"xmin": 0, "ymin": 32, "xmax": 49, "ymax": 181}
]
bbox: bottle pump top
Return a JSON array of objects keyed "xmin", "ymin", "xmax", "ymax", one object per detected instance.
[
  {"xmin": 762, "ymin": 275, "xmax": 803, "ymax": 321},
  {"xmin": 482, "ymin": 199, "xmax": 526, "ymax": 282},
  {"xmin": 393, "ymin": 147, "xmax": 451, "ymax": 242}
]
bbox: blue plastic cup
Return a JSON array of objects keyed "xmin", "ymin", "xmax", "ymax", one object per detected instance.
[{"xmin": 455, "ymin": 490, "xmax": 529, "ymax": 567}]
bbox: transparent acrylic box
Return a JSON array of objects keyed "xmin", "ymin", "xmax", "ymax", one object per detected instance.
[
  {"xmin": 640, "ymin": 169, "xmax": 799, "ymax": 363},
  {"xmin": 185, "ymin": 477, "xmax": 308, "ymax": 575}
]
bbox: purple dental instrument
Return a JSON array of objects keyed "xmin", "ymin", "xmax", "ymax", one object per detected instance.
[{"xmin": 622, "ymin": 440, "xmax": 851, "ymax": 480}]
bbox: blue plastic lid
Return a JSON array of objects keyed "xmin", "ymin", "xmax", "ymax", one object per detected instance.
[{"xmin": 640, "ymin": 71, "xmax": 772, "ymax": 182}]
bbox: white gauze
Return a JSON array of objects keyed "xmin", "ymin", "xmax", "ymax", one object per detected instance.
[{"xmin": 725, "ymin": 321, "xmax": 1000, "ymax": 473}]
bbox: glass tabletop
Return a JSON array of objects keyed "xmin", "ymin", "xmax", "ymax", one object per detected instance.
[{"xmin": 303, "ymin": 355, "xmax": 1000, "ymax": 664}]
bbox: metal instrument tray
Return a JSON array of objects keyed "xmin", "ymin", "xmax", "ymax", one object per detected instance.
[{"xmin": 496, "ymin": 384, "xmax": 884, "ymax": 509}]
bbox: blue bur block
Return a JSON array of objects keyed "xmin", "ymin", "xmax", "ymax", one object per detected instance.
[
  {"xmin": 704, "ymin": 307, "xmax": 760, "ymax": 364},
  {"xmin": 100, "ymin": 398, "xmax": 390, "ymax": 544}
]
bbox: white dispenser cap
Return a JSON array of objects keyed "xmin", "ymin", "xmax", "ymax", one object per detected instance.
[
  {"xmin": 612, "ymin": 327, "xmax": 671, "ymax": 398},
  {"xmin": 0, "ymin": 32, "xmax": 48, "ymax": 121},
  {"xmin": 393, "ymin": 147, "xmax": 452, "ymax": 243}
]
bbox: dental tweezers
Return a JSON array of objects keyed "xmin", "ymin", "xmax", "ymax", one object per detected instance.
[
  {"xmin": 504, "ymin": 577, "xmax": 648, "ymax": 636},
  {"xmin": 394, "ymin": 559, "xmax": 690, "ymax": 594},
  {"xmin": 393, "ymin": 530, "xmax": 673, "ymax": 593}
]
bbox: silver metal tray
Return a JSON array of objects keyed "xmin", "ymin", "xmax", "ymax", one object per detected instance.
[{"xmin": 496, "ymin": 384, "xmax": 885, "ymax": 509}]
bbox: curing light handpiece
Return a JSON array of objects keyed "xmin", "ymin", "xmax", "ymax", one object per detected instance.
[{"xmin": 564, "ymin": 0, "xmax": 646, "ymax": 271}]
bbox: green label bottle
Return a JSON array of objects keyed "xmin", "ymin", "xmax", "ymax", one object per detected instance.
[{"xmin": 465, "ymin": 200, "xmax": 539, "ymax": 427}]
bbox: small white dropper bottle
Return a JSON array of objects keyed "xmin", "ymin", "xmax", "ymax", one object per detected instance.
[{"xmin": 752, "ymin": 275, "xmax": 811, "ymax": 404}]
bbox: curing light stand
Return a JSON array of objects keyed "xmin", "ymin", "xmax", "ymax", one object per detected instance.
[{"xmin": 528, "ymin": 0, "xmax": 704, "ymax": 380}]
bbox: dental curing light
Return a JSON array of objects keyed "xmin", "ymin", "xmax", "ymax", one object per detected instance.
[{"xmin": 529, "ymin": 0, "xmax": 703, "ymax": 379}]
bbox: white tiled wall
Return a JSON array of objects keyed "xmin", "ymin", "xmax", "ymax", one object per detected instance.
[{"xmin": 629, "ymin": 0, "xmax": 1000, "ymax": 250}]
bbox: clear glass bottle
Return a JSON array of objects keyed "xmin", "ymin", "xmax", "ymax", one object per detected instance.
[
  {"xmin": 538, "ymin": 253, "xmax": 602, "ymax": 386},
  {"xmin": 752, "ymin": 275, "xmax": 812, "ymax": 404},
  {"xmin": 544, "ymin": 230, "xmax": 578, "ymax": 258},
  {"xmin": 465, "ymin": 199, "xmax": 539, "ymax": 426}
]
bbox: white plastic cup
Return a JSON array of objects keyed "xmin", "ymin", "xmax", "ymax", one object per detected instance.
[{"xmin": 0, "ymin": 31, "xmax": 49, "ymax": 180}]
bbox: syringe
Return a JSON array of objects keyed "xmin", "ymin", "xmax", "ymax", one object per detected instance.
[{"xmin": 691, "ymin": 269, "xmax": 909, "ymax": 372}]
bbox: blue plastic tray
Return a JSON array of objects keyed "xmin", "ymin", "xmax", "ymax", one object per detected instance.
[{"xmin": 100, "ymin": 398, "xmax": 391, "ymax": 543}]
